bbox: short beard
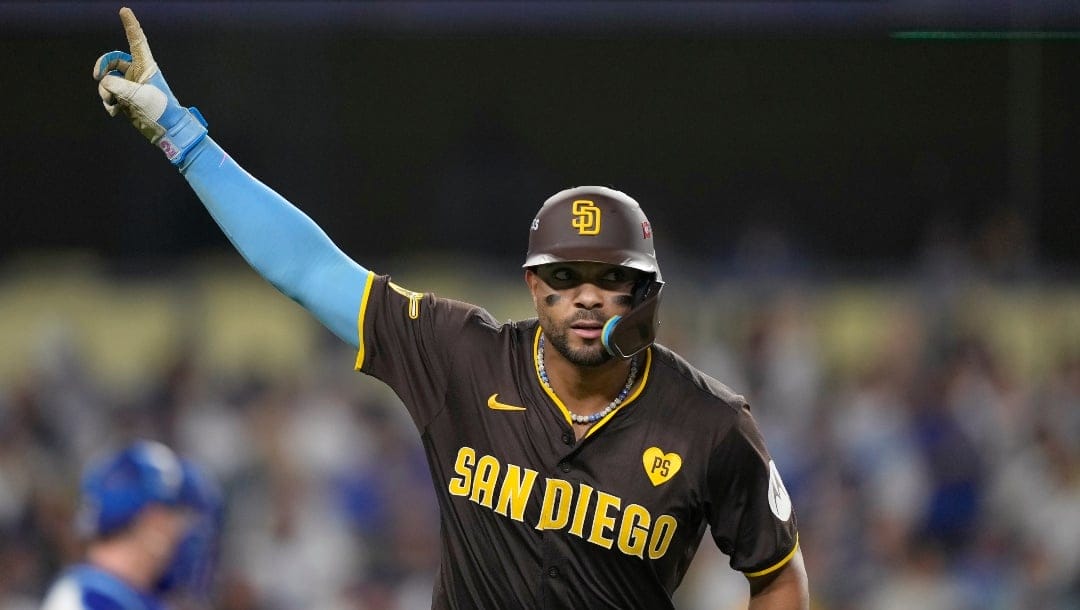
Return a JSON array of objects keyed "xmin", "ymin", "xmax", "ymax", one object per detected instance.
[{"xmin": 545, "ymin": 324, "xmax": 613, "ymax": 367}]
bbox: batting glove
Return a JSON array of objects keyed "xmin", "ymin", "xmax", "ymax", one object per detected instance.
[{"xmin": 93, "ymin": 7, "xmax": 207, "ymax": 165}]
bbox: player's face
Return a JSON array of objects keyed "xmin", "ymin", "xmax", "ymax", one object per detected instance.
[
  {"xmin": 526, "ymin": 262, "xmax": 642, "ymax": 367},
  {"xmin": 132, "ymin": 504, "xmax": 195, "ymax": 572}
]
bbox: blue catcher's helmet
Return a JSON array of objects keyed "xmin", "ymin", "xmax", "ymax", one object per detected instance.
[{"xmin": 76, "ymin": 440, "xmax": 192, "ymax": 539}]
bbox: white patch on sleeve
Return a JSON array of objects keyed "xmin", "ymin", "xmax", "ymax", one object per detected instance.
[
  {"xmin": 41, "ymin": 579, "xmax": 87, "ymax": 610},
  {"xmin": 767, "ymin": 460, "xmax": 793, "ymax": 522}
]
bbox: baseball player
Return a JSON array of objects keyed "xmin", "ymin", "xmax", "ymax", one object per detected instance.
[
  {"xmin": 40, "ymin": 440, "xmax": 222, "ymax": 610},
  {"xmin": 92, "ymin": 7, "xmax": 808, "ymax": 608}
]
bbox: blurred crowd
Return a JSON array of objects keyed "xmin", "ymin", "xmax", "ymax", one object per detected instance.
[{"xmin": 1, "ymin": 258, "xmax": 1077, "ymax": 610}]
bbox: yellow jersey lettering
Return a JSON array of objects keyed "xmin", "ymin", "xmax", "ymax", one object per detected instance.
[
  {"xmin": 470, "ymin": 455, "xmax": 501, "ymax": 508},
  {"xmin": 447, "ymin": 446, "xmax": 681, "ymax": 561},
  {"xmin": 494, "ymin": 464, "xmax": 539, "ymax": 522},
  {"xmin": 618, "ymin": 503, "xmax": 651, "ymax": 559},
  {"xmin": 587, "ymin": 491, "xmax": 621, "ymax": 549},
  {"xmin": 447, "ymin": 447, "xmax": 475, "ymax": 497},
  {"xmin": 567, "ymin": 483, "xmax": 595, "ymax": 538},
  {"xmin": 535, "ymin": 478, "xmax": 573, "ymax": 531},
  {"xmin": 648, "ymin": 515, "xmax": 678, "ymax": 559}
]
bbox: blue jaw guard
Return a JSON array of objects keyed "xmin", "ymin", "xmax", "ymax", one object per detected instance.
[{"xmin": 601, "ymin": 279, "xmax": 663, "ymax": 358}]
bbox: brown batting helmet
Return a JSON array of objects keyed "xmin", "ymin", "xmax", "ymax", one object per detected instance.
[{"xmin": 524, "ymin": 186, "xmax": 664, "ymax": 358}]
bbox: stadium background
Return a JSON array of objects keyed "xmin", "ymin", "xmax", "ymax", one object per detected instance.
[{"xmin": 2, "ymin": 2, "xmax": 1078, "ymax": 608}]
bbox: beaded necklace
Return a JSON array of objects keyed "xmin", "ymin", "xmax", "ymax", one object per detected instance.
[{"xmin": 537, "ymin": 334, "xmax": 639, "ymax": 425}]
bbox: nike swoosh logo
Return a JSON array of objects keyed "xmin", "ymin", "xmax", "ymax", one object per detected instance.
[{"xmin": 487, "ymin": 393, "xmax": 527, "ymax": 412}]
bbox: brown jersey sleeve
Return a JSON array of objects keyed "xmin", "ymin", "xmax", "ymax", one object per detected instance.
[
  {"xmin": 705, "ymin": 402, "xmax": 800, "ymax": 576},
  {"xmin": 353, "ymin": 274, "xmax": 487, "ymax": 429}
]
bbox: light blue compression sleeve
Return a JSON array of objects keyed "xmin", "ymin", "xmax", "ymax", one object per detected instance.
[{"xmin": 177, "ymin": 136, "xmax": 369, "ymax": 348}]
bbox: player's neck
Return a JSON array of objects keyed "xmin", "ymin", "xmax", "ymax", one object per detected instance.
[
  {"xmin": 541, "ymin": 341, "xmax": 635, "ymax": 415},
  {"xmin": 85, "ymin": 509, "xmax": 177, "ymax": 592},
  {"xmin": 85, "ymin": 539, "xmax": 158, "ymax": 591}
]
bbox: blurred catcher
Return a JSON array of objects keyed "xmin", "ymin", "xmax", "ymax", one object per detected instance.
[
  {"xmin": 91, "ymin": 7, "xmax": 808, "ymax": 608},
  {"xmin": 40, "ymin": 440, "xmax": 222, "ymax": 610}
]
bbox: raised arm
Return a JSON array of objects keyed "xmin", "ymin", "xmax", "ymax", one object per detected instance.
[{"xmin": 93, "ymin": 7, "xmax": 368, "ymax": 347}]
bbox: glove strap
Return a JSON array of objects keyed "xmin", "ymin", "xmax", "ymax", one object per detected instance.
[{"xmin": 157, "ymin": 106, "xmax": 208, "ymax": 166}]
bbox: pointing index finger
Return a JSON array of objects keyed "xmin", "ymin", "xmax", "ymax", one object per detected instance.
[{"xmin": 118, "ymin": 7, "xmax": 156, "ymax": 82}]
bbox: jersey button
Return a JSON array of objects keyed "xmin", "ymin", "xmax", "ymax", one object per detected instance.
[
  {"xmin": 548, "ymin": 567, "xmax": 560, "ymax": 578},
  {"xmin": 559, "ymin": 462, "xmax": 571, "ymax": 473},
  {"xmin": 561, "ymin": 432, "xmax": 573, "ymax": 445}
]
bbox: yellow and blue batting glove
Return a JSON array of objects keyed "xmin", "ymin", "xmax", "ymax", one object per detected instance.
[{"xmin": 93, "ymin": 7, "xmax": 207, "ymax": 165}]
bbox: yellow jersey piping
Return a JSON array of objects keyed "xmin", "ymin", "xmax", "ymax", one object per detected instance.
[
  {"xmin": 353, "ymin": 272, "xmax": 377, "ymax": 370},
  {"xmin": 744, "ymin": 534, "xmax": 800, "ymax": 578},
  {"xmin": 532, "ymin": 326, "xmax": 652, "ymax": 438}
]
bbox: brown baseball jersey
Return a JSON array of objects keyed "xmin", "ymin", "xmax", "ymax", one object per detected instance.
[{"xmin": 354, "ymin": 274, "xmax": 799, "ymax": 609}]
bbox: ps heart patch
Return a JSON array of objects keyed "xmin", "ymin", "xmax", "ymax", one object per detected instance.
[{"xmin": 642, "ymin": 447, "xmax": 682, "ymax": 486}]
